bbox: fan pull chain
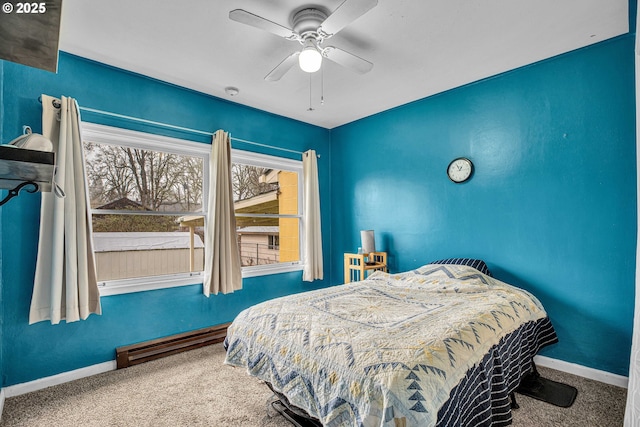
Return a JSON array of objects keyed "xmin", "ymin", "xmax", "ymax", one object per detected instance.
[
  {"xmin": 307, "ymin": 73, "xmax": 314, "ymax": 111},
  {"xmin": 321, "ymin": 66, "xmax": 325, "ymax": 106}
]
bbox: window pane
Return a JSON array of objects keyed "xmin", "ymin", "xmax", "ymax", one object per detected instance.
[
  {"xmin": 237, "ymin": 217, "xmax": 300, "ymax": 266},
  {"xmin": 232, "ymin": 163, "xmax": 301, "ymax": 267},
  {"xmin": 232, "ymin": 165, "xmax": 299, "ymax": 215},
  {"xmin": 84, "ymin": 141, "xmax": 204, "ymax": 212},
  {"xmin": 92, "ymin": 214, "xmax": 205, "ymax": 282}
]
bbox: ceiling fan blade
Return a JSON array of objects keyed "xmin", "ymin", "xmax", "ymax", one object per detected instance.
[
  {"xmin": 229, "ymin": 9, "xmax": 297, "ymax": 40},
  {"xmin": 265, "ymin": 52, "xmax": 300, "ymax": 81},
  {"xmin": 319, "ymin": 0, "xmax": 378, "ymax": 37},
  {"xmin": 324, "ymin": 46, "xmax": 373, "ymax": 74}
]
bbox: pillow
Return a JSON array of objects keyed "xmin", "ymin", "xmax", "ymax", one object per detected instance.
[{"xmin": 429, "ymin": 258, "xmax": 492, "ymax": 277}]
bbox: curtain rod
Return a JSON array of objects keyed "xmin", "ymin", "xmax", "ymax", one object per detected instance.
[{"xmin": 38, "ymin": 97, "xmax": 317, "ymax": 158}]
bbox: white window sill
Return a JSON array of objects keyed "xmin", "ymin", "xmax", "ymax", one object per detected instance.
[
  {"xmin": 98, "ymin": 273, "xmax": 204, "ymax": 296},
  {"xmin": 98, "ymin": 263, "xmax": 303, "ymax": 296},
  {"xmin": 241, "ymin": 262, "xmax": 303, "ymax": 278}
]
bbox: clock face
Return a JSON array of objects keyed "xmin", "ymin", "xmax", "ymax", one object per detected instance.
[{"xmin": 447, "ymin": 158, "xmax": 473, "ymax": 183}]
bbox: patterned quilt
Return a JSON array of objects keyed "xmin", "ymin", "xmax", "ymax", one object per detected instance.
[{"xmin": 225, "ymin": 264, "xmax": 555, "ymax": 427}]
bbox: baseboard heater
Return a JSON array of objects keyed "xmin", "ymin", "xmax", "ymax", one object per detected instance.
[{"xmin": 115, "ymin": 323, "xmax": 230, "ymax": 369}]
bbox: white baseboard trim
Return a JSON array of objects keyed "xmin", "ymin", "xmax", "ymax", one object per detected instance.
[
  {"xmin": 0, "ymin": 388, "xmax": 5, "ymax": 422},
  {"xmin": 534, "ymin": 355, "xmax": 628, "ymax": 388},
  {"xmin": 3, "ymin": 360, "xmax": 117, "ymax": 398}
]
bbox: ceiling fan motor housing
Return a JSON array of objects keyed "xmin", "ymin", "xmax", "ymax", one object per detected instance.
[{"xmin": 292, "ymin": 8, "xmax": 328, "ymax": 40}]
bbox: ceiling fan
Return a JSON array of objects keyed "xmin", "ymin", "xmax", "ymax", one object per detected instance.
[{"xmin": 229, "ymin": 0, "xmax": 377, "ymax": 81}]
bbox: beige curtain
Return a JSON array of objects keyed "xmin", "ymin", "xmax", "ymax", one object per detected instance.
[
  {"xmin": 29, "ymin": 95, "xmax": 101, "ymax": 324},
  {"xmin": 624, "ymin": 6, "xmax": 640, "ymax": 425},
  {"xmin": 203, "ymin": 130, "xmax": 242, "ymax": 295},
  {"xmin": 302, "ymin": 149, "xmax": 323, "ymax": 281}
]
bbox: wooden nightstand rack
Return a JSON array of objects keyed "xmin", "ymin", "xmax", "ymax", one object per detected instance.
[{"xmin": 344, "ymin": 252, "xmax": 387, "ymax": 283}]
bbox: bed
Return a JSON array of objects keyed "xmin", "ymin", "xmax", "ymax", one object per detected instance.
[{"xmin": 224, "ymin": 259, "xmax": 558, "ymax": 427}]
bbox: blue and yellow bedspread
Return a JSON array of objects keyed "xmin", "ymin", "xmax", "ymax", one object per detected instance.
[{"xmin": 225, "ymin": 264, "xmax": 555, "ymax": 427}]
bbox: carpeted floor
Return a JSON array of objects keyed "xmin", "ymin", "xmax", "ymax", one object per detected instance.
[{"xmin": 1, "ymin": 343, "xmax": 627, "ymax": 426}]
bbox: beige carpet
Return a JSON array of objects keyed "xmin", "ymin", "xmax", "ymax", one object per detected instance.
[{"xmin": 1, "ymin": 343, "xmax": 626, "ymax": 426}]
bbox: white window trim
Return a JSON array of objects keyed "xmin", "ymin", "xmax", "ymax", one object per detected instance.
[
  {"xmin": 241, "ymin": 262, "xmax": 303, "ymax": 278},
  {"xmin": 83, "ymin": 123, "xmax": 210, "ymax": 297},
  {"xmin": 82, "ymin": 123, "xmax": 305, "ymax": 296},
  {"xmin": 231, "ymin": 148, "xmax": 305, "ymax": 278},
  {"xmin": 82, "ymin": 122, "xmax": 210, "ymax": 158},
  {"xmin": 98, "ymin": 272, "xmax": 204, "ymax": 296}
]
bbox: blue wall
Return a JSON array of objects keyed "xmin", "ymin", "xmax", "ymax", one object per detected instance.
[
  {"xmin": 0, "ymin": 32, "xmax": 636, "ymax": 387},
  {"xmin": 0, "ymin": 53, "xmax": 332, "ymax": 386},
  {"xmin": 330, "ymin": 35, "xmax": 636, "ymax": 376}
]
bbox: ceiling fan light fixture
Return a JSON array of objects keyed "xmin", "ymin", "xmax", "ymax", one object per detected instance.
[{"xmin": 299, "ymin": 40, "xmax": 322, "ymax": 73}]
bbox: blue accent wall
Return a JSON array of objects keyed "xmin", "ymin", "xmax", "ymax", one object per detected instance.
[
  {"xmin": 0, "ymin": 32, "xmax": 636, "ymax": 387},
  {"xmin": 0, "ymin": 53, "xmax": 332, "ymax": 386},
  {"xmin": 330, "ymin": 35, "xmax": 636, "ymax": 376}
]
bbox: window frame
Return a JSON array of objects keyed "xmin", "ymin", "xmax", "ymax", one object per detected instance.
[
  {"xmin": 82, "ymin": 122, "xmax": 210, "ymax": 296},
  {"xmin": 231, "ymin": 149, "xmax": 304, "ymax": 278},
  {"xmin": 82, "ymin": 123, "xmax": 305, "ymax": 296}
]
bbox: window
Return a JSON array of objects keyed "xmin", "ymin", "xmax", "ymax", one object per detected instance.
[
  {"xmin": 82, "ymin": 123, "xmax": 304, "ymax": 294},
  {"xmin": 82, "ymin": 123, "xmax": 209, "ymax": 295},
  {"xmin": 268, "ymin": 235, "xmax": 279, "ymax": 250},
  {"xmin": 231, "ymin": 149, "xmax": 304, "ymax": 277}
]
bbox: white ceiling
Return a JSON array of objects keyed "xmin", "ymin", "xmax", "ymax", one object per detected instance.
[{"xmin": 58, "ymin": 0, "xmax": 629, "ymax": 129}]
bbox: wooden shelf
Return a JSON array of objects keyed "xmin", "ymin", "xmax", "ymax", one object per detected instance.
[
  {"xmin": 0, "ymin": 145, "xmax": 54, "ymax": 192},
  {"xmin": 344, "ymin": 252, "xmax": 387, "ymax": 283}
]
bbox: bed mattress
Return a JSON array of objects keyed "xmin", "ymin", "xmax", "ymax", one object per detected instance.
[{"xmin": 225, "ymin": 264, "xmax": 557, "ymax": 427}]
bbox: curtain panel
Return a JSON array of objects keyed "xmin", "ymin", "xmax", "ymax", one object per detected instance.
[
  {"xmin": 203, "ymin": 130, "xmax": 242, "ymax": 295},
  {"xmin": 29, "ymin": 95, "xmax": 101, "ymax": 324},
  {"xmin": 302, "ymin": 149, "xmax": 323, "ymax": 281}
]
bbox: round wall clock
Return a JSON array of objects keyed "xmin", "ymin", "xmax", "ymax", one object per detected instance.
[{"xmin": 447, "ymin": 157, "xmax": 473, "ymax": 183}]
